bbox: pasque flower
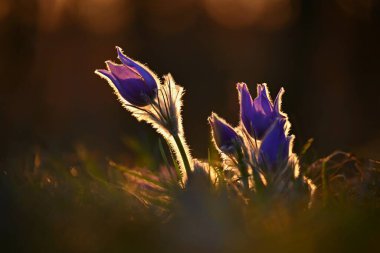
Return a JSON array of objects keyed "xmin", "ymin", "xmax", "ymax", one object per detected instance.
[
  {"xmin": 95, "ymin": 47, "xmax": 159, "ymax": 107},
  {"xmin": 209, "ymin": 113, "xmax": 240, "ymax": 155},
  {"xmin": 259, "ymin": 118, "xmax": 294, "ymax": 171},
  {"xmin": 95, "ymin": 48, "xmax": 314, "ymax": 201},
  {"xmin": 237, "ymin": 83, "xmax": 286, "ymax": 139},
  {"xmin": 95, "ymin": 47, "xmax": 193, "ymax": 182}
]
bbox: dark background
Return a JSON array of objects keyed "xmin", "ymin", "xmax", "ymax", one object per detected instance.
[{"xmin": 1, "ymin": 0, "xmax": 379, "ymax": 161}]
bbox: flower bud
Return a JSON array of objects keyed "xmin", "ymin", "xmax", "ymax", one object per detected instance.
[
  {"xmin": 209, "ymin": 113, "xmax": 240, "ymax": 155},
  {"xmin": 95, "ymin": 47, "xmax": 158, "ymax": 106},
  {"xmin": 237, "ymin": 83, "xmax": 286, "ymax": 139}
]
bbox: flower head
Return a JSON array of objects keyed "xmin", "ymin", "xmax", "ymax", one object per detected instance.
[
  {"xmin": 259, "ymin": 119, "xmax": 294, "ymax": 171},
  {"xmin": 209, "ymin": 113, "xmax": 240, "ymax": 155},
  {"xmin": 95, "ymin": 47, "xmax": 159, "ymax": 106},
  {"xmin": 95, "ymin": 48, "xmax": 193, "ymax": 181},
  {"xmin": 237, "ymin": 83, "xmax": 286, "ymax": 139}
]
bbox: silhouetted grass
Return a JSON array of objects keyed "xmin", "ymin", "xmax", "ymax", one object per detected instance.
[{"xmin": 2, "ymin": 143, "xmax": 380, "ymax": 253}]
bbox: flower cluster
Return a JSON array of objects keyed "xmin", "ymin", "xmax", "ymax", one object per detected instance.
[
  {"xmin": 238, "ymin": 83, "xmax": 292, "ymax": 173},
  {"xmin": 96, "ymin": 47, "xmax": 314, "ymax": 202},
  {"xmin": 210, "ymin": 83, "xmax": 312, "ymax": 197}
]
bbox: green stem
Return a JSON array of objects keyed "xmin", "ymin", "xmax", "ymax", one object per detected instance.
[{"xmin": 173, "ymin": 134, "xmax": 192, "ymax": 178}]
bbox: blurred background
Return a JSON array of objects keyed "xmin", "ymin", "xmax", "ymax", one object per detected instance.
[{"xmin": 1, "ymin": 0, "xmax": 380, "ymax": 162}]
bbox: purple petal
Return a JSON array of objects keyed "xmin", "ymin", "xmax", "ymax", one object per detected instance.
[
  {"xmin": 238, "ymin": 83, "xmax": 275, "ymax": 139},
  {"xmin": 259, "ymin": 119, "xmax": 292, "ymax": 171},
  {"xmin": 95, "ymin": 69, "xmax": 126, "ymax": 99},
  {"xmin": 120, "ymin": 78, "xmax": 154, "ymax": 106},
  {"xmin": 238, "ymin": 83, "xmax": 289, "ymax": 139},
  {"xmin": 106, "ymin": 61, "xmax": 142, "ymax": 80},
  {"xmin": 105, "ymin": 61, "xmax": 156, "ymax": 106},
  {"xmin": 209, "ymin": 113, "xmax": 239, "ymax": 154},
  {"xmin": 253, "ymin": 84, "xmax": 273, "ymax": 115},
  {"xmin": 238, "ymin": 83, "xmax": 255, "ymax": 135},
  {"xmin": 116, "ymin": 47, "xmax": 157, "ymax": 91},
  {"xmin": 95, "ymin": 69, "xmax": 120, "ymax": 87},
  {"xmin": 273, "ymin": 87, "xmax": 287, "ymax": 118}
]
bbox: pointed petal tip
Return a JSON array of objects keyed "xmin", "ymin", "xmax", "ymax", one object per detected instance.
[
  {"xmin": 236, "ymin": 82, "xmax": 248, "ymax": 91},
  {"xmin": 207, "ymin": 116, "xmax": 213, "ymax": 125},
  {"xmin": 94, "ymin": 68, "xmax": 110, "ymax": 76},
  {"xmin": 274, "ymin": 87, "xmax": 288, "ymax": 118},
  {"xmin": 256, "ymin": 83, "xmax": 273, "ymax": 107},
  {"xmin": 209, "ymin": 112, "xmax": 217, "ymax": 121},
  {"xmin": 105, "ymin": 60, "xmax": 116, "ymax": 67},
  {"xmin": 260, "ymin": 83, "xmax": 270, "ymax": 93},
  {"xmin": 276, "ymin": 87, "xmax": 285, "ymax": 99},
  {"xmin": 209, "ymin": 113, "xmax": 227, "ymax": 126},
  {"xmin": 94, "ymin": 69, "xmax": 119, "ymax": 88},
  {"xmin": 256, "ymin": 83, "xmax": 263, "ymax": 94},
  {"xmin": 115, "ymin": 46, "xmax": 124, "ymax": 57},
  {"xmin": 115, "ymin": 46, "xmax": 134, "ymax": 66}
]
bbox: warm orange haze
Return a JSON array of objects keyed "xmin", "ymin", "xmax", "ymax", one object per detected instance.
[
  {"xmin": 1, "ymin": 0, "xmax": 380, "ymax": 252},
  {"xmin": 1, "ymin": 0, "xmax": 379, "ymax": 158}
]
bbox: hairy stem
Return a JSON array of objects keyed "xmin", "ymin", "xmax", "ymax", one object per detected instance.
[{"xmin": 173, "ymin": 134, "xmax": 192, "ymax": 179}]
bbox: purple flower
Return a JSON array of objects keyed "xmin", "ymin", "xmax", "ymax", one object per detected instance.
[
  {"xmin": 209, "ymin": 113, "xmax": 240, "ymax": 154},
  {"xmin": 95, "ymin": 47, "xmax": 158, "ymax": 107},
  {"xmin": 259, "ymin": 119, "xmax": 294, "ymax": 171},
  {"xmin": 237, "ymin": 83, "xmax": 286, "ymax": 139}
]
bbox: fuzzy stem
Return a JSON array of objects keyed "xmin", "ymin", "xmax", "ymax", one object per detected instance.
[{"xmin": 173, "ymin": 134, "xmax": 192, "ymax": 179}]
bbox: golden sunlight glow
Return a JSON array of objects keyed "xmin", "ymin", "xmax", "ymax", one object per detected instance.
[
  {"xmin": 145, "ymin": 0, "xmax": 198, "ymax": 34},
  {"xmin": 75, "ymin": 0, "xmax": 132, "ymax": 34},
  {"xmin": 203, "ymin": 0, "xmax": 298, "ymax": 29},
  {"xmin": 0, "ymin": 0, "xmax": 11, "ymax": 21},
  {"xmin": 37, "ymin": 0, "xmax": 132, "ymax": 33},
  {"xmin": 37, "ymin": 0, "xmax": 68, "ymax": 31}
]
